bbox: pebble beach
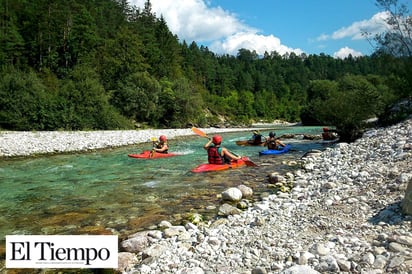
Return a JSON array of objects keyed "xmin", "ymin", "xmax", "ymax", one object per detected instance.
[
  {"xmin": 117, "ymin": 119, "xmax": 412, "ymax": 274},
  {"xmin": 1, "ymin": 120, "xmax": 411, "ymax": 274}
]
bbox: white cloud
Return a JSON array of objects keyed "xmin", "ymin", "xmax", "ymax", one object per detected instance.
[
  {"xmin": 129, "ymin": 0, "xmax": 301, "ymax": 55},
  {"xmin": 316, "ymin": 34, "xmax": 329, "ymax": 42},
  {"xmin": 319, "ymin": 12, "xmax": 390, "ymax": 41},
  {"xmin": 333, "ymin": 47, "xmax": 363, "ymax": 59},
  {"xmin": 129, "ymin": 0, "xmax": 253, "ymax": 41},
  {"xmin": 210, "ymin": 32, "xmax": 303, "ymax": 56},
  {"xmin": 314, "ymin": 12, "xmax": 391, "ymax": 58}
]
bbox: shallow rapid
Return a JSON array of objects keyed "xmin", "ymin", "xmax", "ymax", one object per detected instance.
[{"xmin": 0, "ymin": 127, "xmax": 327, "ymax": 252}]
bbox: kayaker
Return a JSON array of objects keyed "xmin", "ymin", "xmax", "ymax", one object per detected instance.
[
  {"xmin": 204, "ymin": 135, "xmax": 242, "ymax": 164},
  {"xmin": 322, "ymin": 127, "xmax": 338, "ymax": 140},
  {"xmin": 267, "ymin": 132, "xmax": 286, "ymax": 150},
  {"xmin": 152, "ymin": 135, "xmax": 169, "ymax": 154},
  {"xmin": 248, "ymin": 130, "xmax": 264, "ymax": 145}
]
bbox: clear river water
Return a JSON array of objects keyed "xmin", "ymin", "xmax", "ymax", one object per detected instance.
[{"xmin": 0, "ymin": 126, "xmax": 333, "ymax": 255}]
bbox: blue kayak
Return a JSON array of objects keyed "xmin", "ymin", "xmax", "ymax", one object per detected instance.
[{"xmin": 259, "ymin": 144, "xmax": 291, "ymax": 155}]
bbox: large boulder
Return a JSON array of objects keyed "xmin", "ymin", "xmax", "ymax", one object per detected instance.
[
  {"xmin": 117, "ymin": 252, "xmax": 138, "ymax": 273},
  {"xmin": 218, "ymin": 203, "xmax": 242, "ymax": 216},
  {"xmin": 221, "ymin": 187, "xmax": 242, "ymax": 202},
  {"xmin": 237, "ymin": 184, "xmax": 253, "ymax": 197},
  {"xmin": 120, "ymin": 231, "xmax": 152, "ymax": 253}
]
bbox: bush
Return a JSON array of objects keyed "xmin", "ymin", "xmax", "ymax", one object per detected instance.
[
  {"xmin": 58, "ymin": 65, "xmax": 133, "ymax": 130},
  {"xmin": 309, "ymin": 75, "xmax": 385, "ymax": 142},
  {"xmin": 0, "ymin": 67, "xmax": 59, "ymax": 130}
]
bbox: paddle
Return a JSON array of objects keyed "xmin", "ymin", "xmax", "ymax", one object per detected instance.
[
  {"xmin": 232, "ymin": 153, "xmax": 258, "ymax": 167},
  {"xmin": 149, "ymin": 137, "xmax": 157, "ymax": 158},
  {"xmin": 191, "ymin": 127, "xmax": 209, "ymax": 139},
  {"xmin": 191, "ymin": 127, "xmax": 258, "ymax": 167},
  {"xmin": 242, "ymin": 156, "xmax": 258, "ymax": 167}
]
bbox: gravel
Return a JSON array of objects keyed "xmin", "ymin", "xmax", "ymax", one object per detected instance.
[
  {"xmin": 117, "ymin": 119, "xmax": 412, "ymax": 274},
  {"xmin": 2, "ymin": 120, "xmax": 411, "ymax": 274}
]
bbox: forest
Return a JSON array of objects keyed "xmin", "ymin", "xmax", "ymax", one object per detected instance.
[{"xmin": 0, "ymin": 0, "xmax": 411, "ymax": 141}]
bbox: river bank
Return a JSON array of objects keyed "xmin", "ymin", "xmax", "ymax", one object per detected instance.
[
  {"xmin": 118, "ymin": 118, "xmax": 412, "ymax": 273},
  {"xmin": 0, "ymin": 126, "xmax": 283, "ymax": 158},
  {"xmin": 1, "ymin": 119, "xmax": 411, "ymax": 273}
]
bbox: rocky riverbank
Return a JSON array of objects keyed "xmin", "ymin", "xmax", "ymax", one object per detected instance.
[{"xmin": 118, "ymin": 118, "xmax": 412, "ymax": 274}]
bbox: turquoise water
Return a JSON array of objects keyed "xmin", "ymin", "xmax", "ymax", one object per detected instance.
[{"xmin": 0, "ymin": 126, "xmax": 330, "ymax": 248}]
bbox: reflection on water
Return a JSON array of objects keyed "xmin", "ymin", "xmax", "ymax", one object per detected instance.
[{"xmin": 0, "ymin": 127, "xmax": 332, "ymax": 248}]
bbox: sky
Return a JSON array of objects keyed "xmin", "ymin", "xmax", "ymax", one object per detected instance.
[{"xmin": 128, "ymin": 0, "xmax": 402, "ymax": 58}]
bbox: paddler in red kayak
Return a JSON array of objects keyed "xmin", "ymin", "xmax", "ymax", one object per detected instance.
[
  {"xmin": 152, "ymin": 135, "xmax": 169, "ymax": 155},
  {"xmin": 322, "ymin": 127, "xmax": 338, "ymax": 140},
  {"xmin": 204, "ymin": 135, "xmax": 241, "ymax": 164}
]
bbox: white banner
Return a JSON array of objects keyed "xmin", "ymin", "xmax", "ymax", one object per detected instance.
[{"xmin": 6, "ymin": 235, "xmax": 118, "ymax": 269}]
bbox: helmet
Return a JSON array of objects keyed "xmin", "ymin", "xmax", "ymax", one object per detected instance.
[
  {"xmin": 269, "ymin": 132, "xmax": 275, "ymax": 137},
  {"xmin": 159, "ymin": 135, "xmax": 167, "ymax": 142},
  {"xmin": 212, "ymin": 135, "xmax": 222, "ymax": 145},
  {"xmin": 323, "ymin": 127, "xmax": 329, "ymax": 132}
]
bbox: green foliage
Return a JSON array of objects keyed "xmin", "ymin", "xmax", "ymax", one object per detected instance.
[
  {"xmin": 307, "ymin": 80, "xmax": 339, "ymax": 101},
  {"xmin": 253, "ymin": 90, "xmax": 277, "ymax": 118},
  {"xmin": 95, "ymin": 25, "xmax": 147, "ymax": 91},
  {"xmin": 0, "ymin": 67, "xmax": 59, "ymax": 130},
  {"xmin": 0, "ymin": 8, "xmax": 25, "ymax": 66},
  {"xmin": 310, "ymin": 75, "xmax": 385, "ymax": 142},
  {"xmin": 164, "ymin": 78, "xmax": 204, "ymax": 127},
  {"xmin": 58, "ymin": 65, "xmax": 132, "ymax": 130},
  {"xmin": 0, "ymin": 0, "xmax": 410, "ymax": 134},
  {"xmin": 110, "ymin": 72, "xmax": 161, "ymax": 126}
]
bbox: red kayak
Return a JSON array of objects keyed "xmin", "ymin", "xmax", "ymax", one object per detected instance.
[
  {"xmin": 128, "ymin": 150, "xmax": 180, "ymax": 159},
  {"xmin": 191, "ymin": 159, "xmax": 247, "ymax": 173}
]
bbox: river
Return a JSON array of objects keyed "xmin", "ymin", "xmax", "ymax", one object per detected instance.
[{"xmin": 0, "ymin": 126, "xmax": 333, "ymax": 255}]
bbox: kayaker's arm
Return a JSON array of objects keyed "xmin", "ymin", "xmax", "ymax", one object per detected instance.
[
  {"xmin": 221, "ymin": 148, "xmax": 242, "ymax": 160},
  {"xmin": 277, "ymin": 138, "xmax": 286, "ymax": 147},
  {"xmin": 203, "ymin": 138, "xmax": 212, "ymax": 150}
]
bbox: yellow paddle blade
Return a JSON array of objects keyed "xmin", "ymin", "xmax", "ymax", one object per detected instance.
[
  {"xmin": 191, "ymin": 127, "xmax": 208, "ymax": 138},
  {"xmin": 150, "ymin": 137, "xmax": 157, "ymax": 142}
]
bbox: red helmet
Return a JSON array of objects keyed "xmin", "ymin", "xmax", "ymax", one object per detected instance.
[
  {"xmin": 212, "ymin": 135, "xmax": 222, "ymax": 145},
  {"xmin": 323, "ymin": 127, "xmax": 329, "ymax": 132},
  {"xmin": 159, "ymin": 135, "xmax": 167, "ymax": 142}
]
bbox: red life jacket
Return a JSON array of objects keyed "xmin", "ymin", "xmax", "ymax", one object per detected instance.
[
  {"xmin": 208, "ymin": 146, "xmax": 224, "ymax": 164},
  {"xmin": 155, "ymin": 143, "xmax": 168, "ymax": 153}
]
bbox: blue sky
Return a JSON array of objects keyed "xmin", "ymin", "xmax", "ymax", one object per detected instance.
[{"xmin": 129, "ymin": 0, "xmax": 407, "ymax": 58}]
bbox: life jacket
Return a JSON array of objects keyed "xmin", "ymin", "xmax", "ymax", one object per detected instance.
[
  {"xmin": 255, "ymin": 134, "xmax": 262, "ymax": 143},
  {"xmin": 322, "ymin": 132, "xmax": 336, "ymax": 140},
  {"xmin": 207, "ymin": 146, "xmax": 225, "ymax": 164},
  {"xmin": 267, "ymin": 137, "xmax": 277, "ymax": 150},
  {"xmin": 155, "ymin": 142, "xmax": 168, "ymax": 153}
]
